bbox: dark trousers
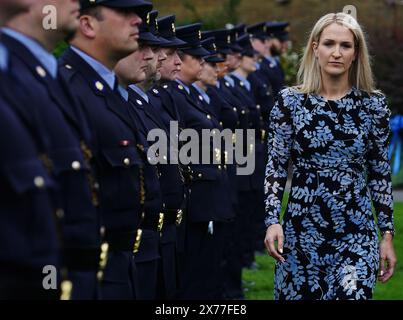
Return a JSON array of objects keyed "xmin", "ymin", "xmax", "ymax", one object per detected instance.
[
  {"xmin": 176, "ymin": 221, "xmax": 225, "ymax": 300},
  {"xmin": 134, "ymin": 230, "xmax": 160, "ymax": 300},
  {"xmin": 69, "ymin": 271, "xmax": 99, "ymax": 300},
  {"xmin": 157, "ymin": 224, "xmax": 177, "ymax": 300},
  {"xmin": 100, "ymin": 251, "xmax": 138, "ymax": 300},
  {"xmin": 222, "ymin": 215, "xmax": 244, "ymax": 299}
]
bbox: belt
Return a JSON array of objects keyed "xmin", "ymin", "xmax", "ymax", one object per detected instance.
[{"xmin": 63, "ymin": 247, "xmax": 101, "ymax": 271}]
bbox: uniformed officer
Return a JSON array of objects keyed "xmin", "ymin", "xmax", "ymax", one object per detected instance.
[
  {"xmin": 202, "ymin": 28, "xmax": 250, "ymax": 299},
  {"xmin": 167, "ymin": 23, "xmax": 234, "ymax": 299},
  {"xmin": 193, "ymin": 37, "xmax": 240, "ymax": 299},
  {"xmin": 114, "ymin": 10, "xmax": 168, "ymax": 300},
  {"xmin": 0, "ymin": 0, "xmax": 59, "ymax": 300},
  {"xmin": 264, "ymin": 21, "xmax": 289, "ymax": 96},
  {"xmin": 2, "ymin": 0, "xmax": 104, "ymax": 300},
  {"xmin": 231, "ymin": 35, "xmax": 264, "ymax": 267},
  {"xmin": 148, "ymin": 14, "xmax": 189, "ymax": 299},
  {"xmin": 58, "ymin": 0, "xmax": 153, "ymax": 300},
  {"xmin": 145, "ymin": 11, "xmax": 188, "ymax": 300}
]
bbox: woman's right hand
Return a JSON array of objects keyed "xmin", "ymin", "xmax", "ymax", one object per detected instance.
[{"xmin": 264, "ymin": 224, "xmax": 285, "ymax": 263}]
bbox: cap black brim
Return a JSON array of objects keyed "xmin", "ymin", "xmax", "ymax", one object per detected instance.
[
  {"xmin": 139, "ymin": 32, "xmax": 172, "ymax": 46},
  {"xmin": 102, "ymin": 0, "xmax": 153, "ymax": 15},
  {"xmin": 205, "ymin": 55, "xmax": 225, "ymax": 63},
  {"xmin": 180, "ymin": 46, "xmax": 211, "ymax": 57},
  {"xmin": 160, "ymin": 36, "xmax": 187, "ymax": 48}
]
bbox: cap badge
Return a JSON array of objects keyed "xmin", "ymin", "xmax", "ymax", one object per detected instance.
[{"xmin": 172, "ymin": 23, "xmax": 176, "ymax": 33}]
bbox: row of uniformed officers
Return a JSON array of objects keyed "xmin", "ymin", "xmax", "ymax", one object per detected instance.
[{"xmin": 0, "ymin": 0, "xmax": 288, "ymax": 300}]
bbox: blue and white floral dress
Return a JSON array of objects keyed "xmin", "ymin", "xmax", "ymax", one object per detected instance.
[{"xmin": 264, "ymin": 87, "xmax": 395, "ymax": 300}]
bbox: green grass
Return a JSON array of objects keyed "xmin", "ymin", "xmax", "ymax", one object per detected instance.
[{"xmin": 243, "ymin": 194, "xmax": 403, "ymax": 300}]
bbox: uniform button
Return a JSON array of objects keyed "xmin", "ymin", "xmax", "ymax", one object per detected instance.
[
  {"xmin": 34, "ymin": 176, "xmax": 45, "ymax": 188},
  {"xmin": 207, "ymin": 114, "xmax": 211, "ymax": 120},
  {"xmin": 95, "ymin": 81, "xmax": 104, "ymax": 91},
  {"xmin": 198, "ymin": 173, "xmax": 202, "ymax": 178},
  {"xmin": 257, "ymin": 105, "xmax": 261, "ymax": 109},
  {"xmin": 241, "ymin": 110, "xmax": 245, "ymax": 114},
  {"xmin": 219, "ymin": 122, "xmax": 223, "ymax": 126},
  {"xmin": 218, "ymin": 165, "xmax": 222, "ymax": 170},
  {"xmin": 65, "ymin": 64, "xmax": 72, "ymax": 70},
  {"xmin": 71, "ymin": 161, "xmax": 81, "ymax": 171},
  {"xmin": 36, "ymin": 66, "xmax": 46, "ymax": 78},
  {"xmin": 163, "ymin": 155, "xmax": 167, "ymax": 161},
  {"xmin": 163, "ymin": 85, "xmax": 168, "ymax": 89},
  {"xmin": 55, "ymin": 208, "xmax": 64, "ymax": 219},
  {"xmin": 94, "ymin": 182, "xmax": 100, "ymax": 190},
  {"xmin": 233, "ymin": 107, "xmax": 237, "ymax": 112},
  {"xmin": 153, "ymin": 89, "xmax": 159, "ymax": 94},
  {"xmin": 123, "ymin": 158, "xmax": 131, "ymax": 166}
]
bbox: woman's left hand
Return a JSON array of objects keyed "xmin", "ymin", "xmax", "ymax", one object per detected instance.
[{"xmin": 378, "ymin": 234, "xmax": 397, "ymax": 283}]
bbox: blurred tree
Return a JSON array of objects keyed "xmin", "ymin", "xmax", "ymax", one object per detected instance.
[{"xmin": 179, "ymin": 0, "xmax": 242, "ymax": 28}]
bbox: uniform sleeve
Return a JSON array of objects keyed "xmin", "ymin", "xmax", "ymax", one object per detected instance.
[
  {"xmin": 366, "ymin": 94, "xmax": 395, "ymax": 234},
  {"xmin": 264, "ymin": 89, "xmax": 294, "ymax": 227}
]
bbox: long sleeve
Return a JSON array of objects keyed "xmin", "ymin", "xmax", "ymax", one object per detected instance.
[
  {"xmin": 264, "ymin": 89, "xmax": 295, "ymax": 227},
  {"xmin": 366, "ymin": 93, "xmax": 395, "ymax": 234}
]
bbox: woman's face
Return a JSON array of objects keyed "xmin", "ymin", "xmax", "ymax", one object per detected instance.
[
  {"xmin": 240, "ymin": 55, "xmax": 256, "ymax": 74},
  {"xmin": 313, "ymin": 23, "xmax": 357, "ymax": 78},
  {"xmin": 199, "ymin": 62, "xmax": 218, "ymax": 86}
]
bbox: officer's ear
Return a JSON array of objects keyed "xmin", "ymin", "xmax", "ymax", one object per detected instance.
[{"xmin": 78, "ymin": 14, "xmax": 99, "ymax": 39}]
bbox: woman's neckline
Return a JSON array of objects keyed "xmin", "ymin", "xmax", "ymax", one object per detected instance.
[{"xmin": 314, "ymin": 86, "xmax": 355, "ymax": 103}]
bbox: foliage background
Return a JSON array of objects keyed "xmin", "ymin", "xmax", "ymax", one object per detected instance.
[{"xmin": 152, "ymin": 0, "xmax": 403, "ymax": 114}]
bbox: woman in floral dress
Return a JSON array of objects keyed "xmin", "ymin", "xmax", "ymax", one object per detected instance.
[{"xmin": 264, "ymin": 12, "xmax": 397, "ymax": 300}]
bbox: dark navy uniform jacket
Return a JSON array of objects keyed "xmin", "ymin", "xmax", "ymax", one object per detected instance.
[
  {"xmin": 229, "ymin": 74, "xmax": 265, "ymax": 191},
  {"xmin": 259, "ymin": 57, "xmax": 285, "ymax": 98},
  {"xmin": 58, "ymin": 47, "xmax": 144, "ymax": 239},
  {"xmin": 248, "ymin": 71, "xmax": 274, "ymax": 125},
  {"xmin": 206, "ymin": 85, "xmax": 239, "ymax": 208},
  {"xmin": 127, "ymin": 88, "xmax": 163, "ymax": 265},
  {"xmin": 137, "ymin": 87, "xmax": 186, "ymax": 216},
  {"xmin": 0, "ymin": 78, "xmax": 58, "ymax": 283},
  {"xmin": 1, "ymin": 34, "xmax": 102, "ymax": 273},
  {"xmin": 165, "ymin": 81, "xmax": 233, "ymax": 222}
]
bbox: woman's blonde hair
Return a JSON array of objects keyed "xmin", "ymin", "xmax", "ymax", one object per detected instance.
[{"xmin": 297, "ymin": 12, "xmax": 376, "ymax": 94}]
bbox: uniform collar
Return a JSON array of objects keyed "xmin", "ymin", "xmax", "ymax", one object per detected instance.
[
  {"xmin": 223, "ymin": 75, "xmax": 235, "ymax": 87},
  {"xmin": 264, "ymin": 55, "xmax": 277, "ymax": 66},
  {"xmin": 231, "ymin": 71, "xmax": 251, "ymax": 91},
  {"xmin": 2, "ymin": 28, "xmax": 57, "ymax": 78},
  {"xmin": 129, "ymin": 84, "xmax": 149, "ymax": 103},
  {"xmin": 175, "ymin": 79, "xmax": 191, "ymax": 95},
  {"xmin": 0, "ymin": 42, "xmax": 8, "ymax": 71},
  {"xmin": 70, "ymin": 45, "xmax": 117, "ymax": 90},
  {"xmin": 255, "ymin": 61, "xmax": 261, "ymax": 70},
  {"xmin": 192, "ymin": 83, "xmax": 210, "ymax": 104}
]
